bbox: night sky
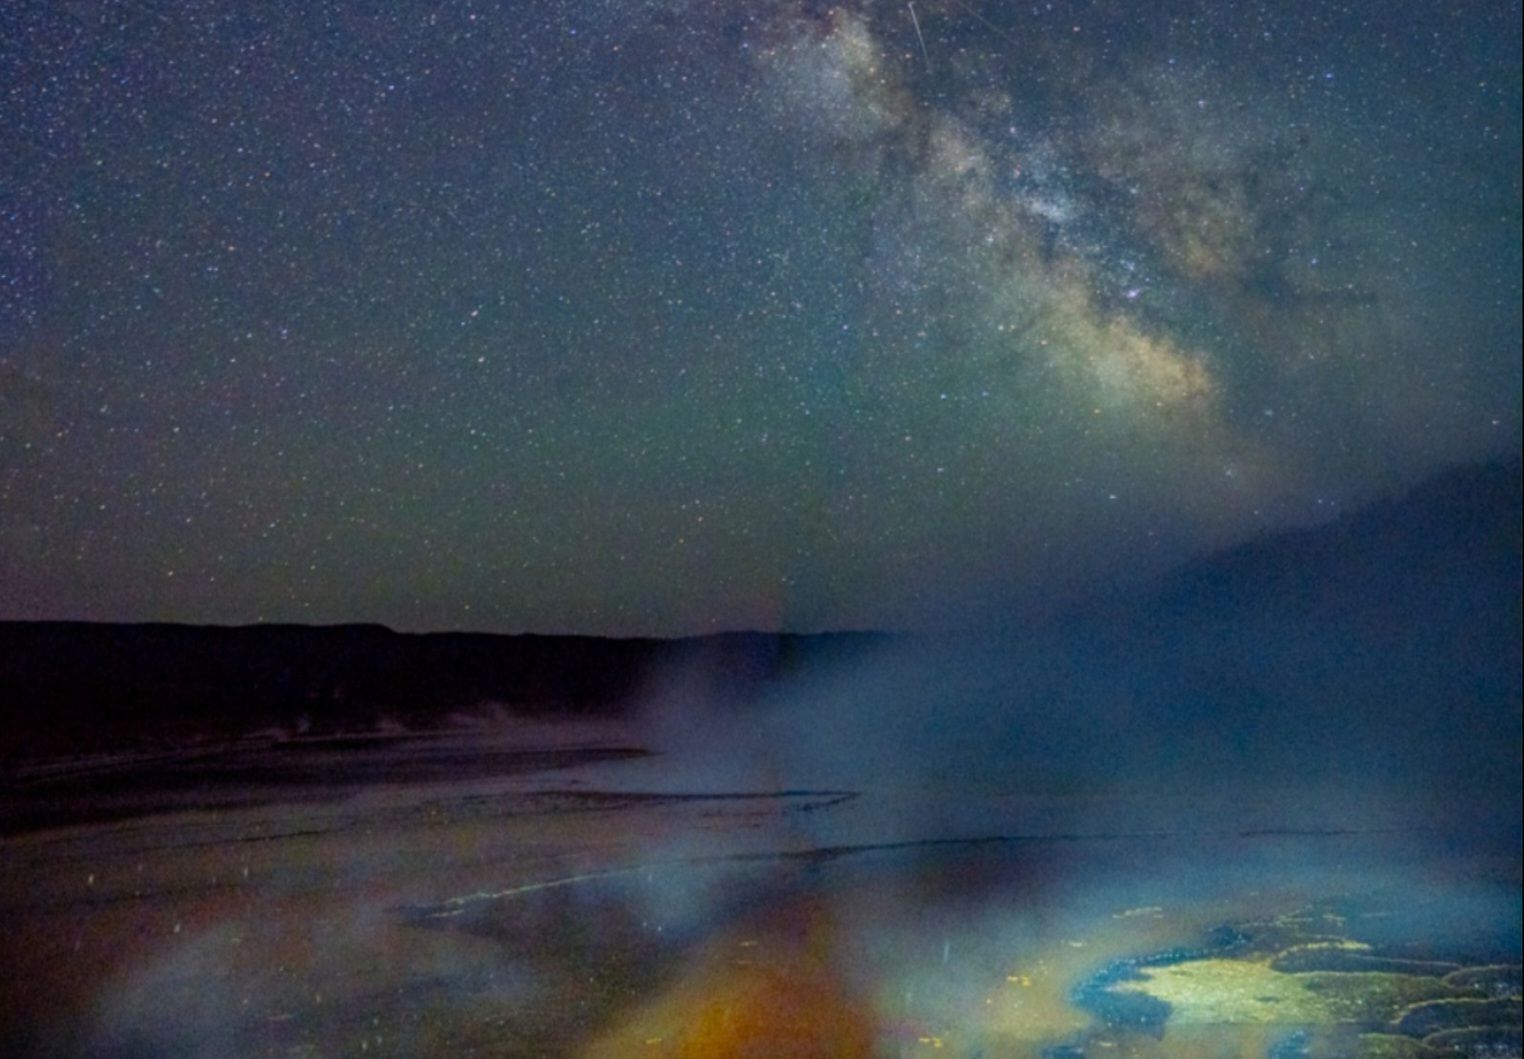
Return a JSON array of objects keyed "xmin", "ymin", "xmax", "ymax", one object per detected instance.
[{"xmin": 2, "ymin": 0, "xmax": 1519, "ymax": 634}]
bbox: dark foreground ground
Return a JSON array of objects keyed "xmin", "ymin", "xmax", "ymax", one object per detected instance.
[{"xmin": 0, "ymin": 727, "xmax": 1518, "ymax": 1059}]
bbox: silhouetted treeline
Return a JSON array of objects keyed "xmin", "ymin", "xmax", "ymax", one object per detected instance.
[{"xmin": 0, "ymin": 623, "xmax": 883, "ymax": 757}]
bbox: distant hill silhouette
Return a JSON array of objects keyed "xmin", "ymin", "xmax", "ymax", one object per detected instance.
[
  {"xmin": 0, "ymin": 623, "xmax": 881, "ymax": 759},
  {"xmin": 1017, "ymin": 456, "xmax": 1523, "ymax": 802},
  {"xmin": 1, "ymin": 458, "xmax": 1517, "ymax": 770},
  {"xmin": 1146, "ymin": 457, "xmax": 1521, "ymax": 623}
]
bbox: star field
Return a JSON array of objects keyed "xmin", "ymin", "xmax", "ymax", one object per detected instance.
[{"xmin": 2, "ymin": 0, "xmax": 1519, "ymax": 633}]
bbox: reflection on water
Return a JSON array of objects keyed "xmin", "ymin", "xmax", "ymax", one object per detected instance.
[
  {"xmin": 29, "ymin": 798, "xmax": 1516, "ymax": 1059},
  {"xmin": 398, "ymin": 831, "xmax": 1520, "ymax": 1058}
]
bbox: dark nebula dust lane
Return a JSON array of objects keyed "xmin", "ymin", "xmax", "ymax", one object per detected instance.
[{"xmin": 3, "ymin": 0, "xmax": 1519, "ymax": 633}]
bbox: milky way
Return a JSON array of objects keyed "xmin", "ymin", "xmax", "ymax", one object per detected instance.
[{"xmin": 2, "ymin": 0, "xmax": 1519, "ymax": 632}]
